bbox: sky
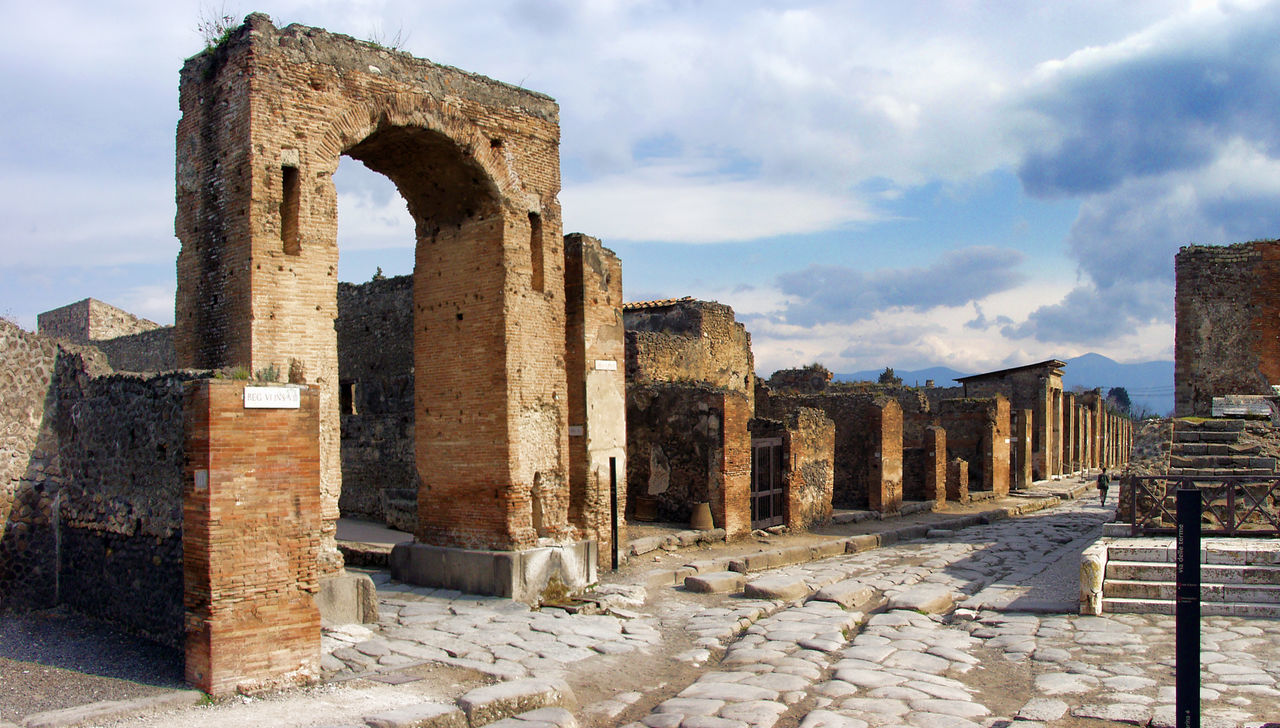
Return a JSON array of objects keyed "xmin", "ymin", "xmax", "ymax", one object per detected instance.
[{"xmin": 4, "ymin": 0, "xmax": 1280, "ymax": 377}]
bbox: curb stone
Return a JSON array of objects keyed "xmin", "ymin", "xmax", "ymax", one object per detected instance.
[{"xmin": 19, "ymin": 690, "xmax": 205, "ymax": 728}]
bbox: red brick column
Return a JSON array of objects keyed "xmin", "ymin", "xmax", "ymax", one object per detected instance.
[
  {"xmin": 719, "ymin": 392, "xmax": 752, "ymax": 538},
  {"xmin": 922, "ymin": 426, "xmax": 946, "ymax": 506},
  {"xmin": 183, "ymin": 379, "xmax": 321, "ymax": 696},
  {"xmin": 947, "ymin": 458, "xmax": 969, "ymax": 503}
]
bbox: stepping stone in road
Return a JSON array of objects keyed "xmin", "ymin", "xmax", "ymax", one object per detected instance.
[
  {"xmin": 744, "ymin": 575, "xmax": 811, "ymax": 602},
  {"xmin": 685, "ymin": 572, "xmax": 748, "ymax": 594},
  {"xmin": 887, "ymin": 585, "xmax": 956, "ymax": 614}
]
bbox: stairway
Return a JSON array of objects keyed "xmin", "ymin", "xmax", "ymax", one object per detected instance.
[
  {"xmin": 1167, "ymin": 418, "xmax": 1274, "ymax": 478},
  {"xmin": 1100, "ymin": 538, "xmax": 1280, "ymax": 617}
]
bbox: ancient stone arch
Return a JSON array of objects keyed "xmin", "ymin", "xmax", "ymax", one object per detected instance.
[{"xmin": 176, "ymin": 15, "xmax": 593, "ymax": 600}]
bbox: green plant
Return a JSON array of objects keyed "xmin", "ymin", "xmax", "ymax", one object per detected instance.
[
  {"xmin": 230, "ymin": 366, "xmax": 250, "ymax": 380},
  {"xmin": 197, "ymin": 2, "xmax": 237, "ymax": 50},
  {"xmin": 255, "ymin": 364, "xmax": 281, "ymax": 382}
]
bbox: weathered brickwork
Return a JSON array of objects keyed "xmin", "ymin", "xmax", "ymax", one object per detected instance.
[
  {"xmin": 565, "ymin": 234, "xmax": 627, "ymax": 567},
  {"xmin": 183, "ymin": 379, "xmax": 321, "ymax": 695},
  {"xmin": 756, "ymin": 388, "xmax": 903, "ymax": 511},
  {"xmin": 938, "ymin": 396, "xmax": 1010, "ymax": 496},
  {"xmin": 626, "ymin": 385, "xmax": 750, "ymax": 537},
  {"xmin": 0, "ymin": 319, "xmax": 189, "ymax": 645},
  {"xmin": 958, "ymin": 360, "xmax": 1065, "ymax": 481},
  {"xmin": 947, "ymin": 457, "xmax": 970, "ymax": 503},
  {"xmin": 176, "ymin": 15, "xmax": 574, "ymax": 563},
  {"xmin": 335, "ymin": 275, "xmax": 415, "ymax": 528},
  {"xmin": 624, "ymin": 299, "xmax": 755, "ymax": 409},
  {"xmin": 37, "ymin": 298, "xmax": 161, "ymax": 342},
  {"xmin": 1175, "ymin": 240, "xmax": 1280, "ymax": 416}
]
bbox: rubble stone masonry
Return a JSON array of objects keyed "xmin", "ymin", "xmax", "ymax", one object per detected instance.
[
  {"xmin": 1176, "ymin": 240, "xmax": 1280, "ymax": 416},
  {"xmin": 781, "ymin": 408, "xmax": 835, "ymax": 530}
]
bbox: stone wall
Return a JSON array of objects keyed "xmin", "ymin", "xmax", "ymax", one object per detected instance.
[
  {"xmin": 0, "ymin": 319, "xmax": 189, "ymax": 646},
  {"xmin": 1175, "ymin": 240, "xmax": 1280, "ymax": 416},
  {"xmin": 90, "ymin": 326, "xmax": 176, "ymax": 372},
  {"xmin": 937, "ymin": 396, "xmax": 1010, "ymax": 496},
  {"xmin": 756, "ymin": 388, "xmax": 903, "ymax": 511},
  {"xmin": 624, "ymin": 299, "xmax": 755, "ymax": 409},
  {"xmin": 782, "ymin": 408, "xmax": 835, "ymax": 530},
  {"xmin": 626, "ymin": 384, "xmax": 750, "ymax": 537},
  {"xmin": 335, "ymin": 276, "xmax": 415, "ymax": 528},
  {"xmin": 37, "ymin": 298, "xmax": 161, "ymax": 342}
]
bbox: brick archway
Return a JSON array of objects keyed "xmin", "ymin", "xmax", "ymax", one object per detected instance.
[{"xmin": 175, "ymin": 14, "xmax": 572, "ymax": 579}]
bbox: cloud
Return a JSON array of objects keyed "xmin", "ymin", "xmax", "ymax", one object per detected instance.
[
  {"xmin": 1015, "ymin": 2, "xmax": 1280, "ymax": 198},
  {"xmin": 1003, "ymin": 279, "xmax": 1172, "ymax": 344},
  {"xmin": 773, "ymin": 247, "xmax": 1026, "ymax": 326}
]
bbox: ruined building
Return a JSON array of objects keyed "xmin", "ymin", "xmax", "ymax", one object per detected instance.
[{"xmin": 1176, "ymin": 239, "xmax": 1280, "ymax": 417}]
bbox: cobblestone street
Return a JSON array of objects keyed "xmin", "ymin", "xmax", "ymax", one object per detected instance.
[{"xmin": 299, "ymin": 497, "xmax": 1280, "ymax": 728}]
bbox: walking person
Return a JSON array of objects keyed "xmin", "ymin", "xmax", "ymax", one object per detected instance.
[{"xmin": 1097, "ymin": 467, "xmax": 1110, "ymax": 507}]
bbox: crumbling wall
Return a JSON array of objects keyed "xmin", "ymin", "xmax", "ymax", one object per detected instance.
[
  {"xmin": 89, "ymin": 326, "xmax": 176, "ymax": 372},
  {"xmin": 626, "ymin": 384, "xmax": 750, "ymax": 536},
  {"xmin": 783, "ymin": 408, "xmax": 835, "ymax": 529},
  {"xmin": 624, "ymin": 299, "xmax": 755, "ymax": 408},
  {"xmin": 938, "ymin": 396, "xmax": 1010, "ymax": 496},
  {"xmin": 37, "ymin": 298, "xmax": 161, "ymax": 342},
  {"xmin": 0, "ymin": 320, "xmax": 189, "ymax": 646},
  {"xmin": 1175, "ymin": 240, "xmax": 1280, "ymax": 416},
  {"xmin": 336, "ymin": 276, "xmax": 415, "ymax": 528},
  {"xmin": 757, "ymin": 387, "xmax": 903, "ymax": 511}
]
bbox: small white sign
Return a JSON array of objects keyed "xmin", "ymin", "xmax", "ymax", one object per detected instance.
[
  {"xmin": 594, "ymin": 359, "xmax": 618, "ymax": 371},
  {"xmin": 244, "ymin": 386, "xmax": 301, "ymax": 409},
  {"xmin": 568, "ymin": 425, "xmax": 585, "ymax": 437},
  {"xmin": 194, "ymin": 469, "xmax": 208, "ymax": 492}
]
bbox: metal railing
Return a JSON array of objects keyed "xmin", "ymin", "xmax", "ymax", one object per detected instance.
[{"xmin": 1122, "ymin": 475, "xmax": 1280, "ymax": 536}]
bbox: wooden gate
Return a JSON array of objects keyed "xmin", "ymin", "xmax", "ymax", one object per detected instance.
[{"xmin": 751, "ymin": 437, "xmax": 785, "ymax": 528}]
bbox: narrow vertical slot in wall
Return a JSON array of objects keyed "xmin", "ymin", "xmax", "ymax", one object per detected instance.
[
  {"xmin": 529, "ymin": 211, "xmax": 544, "ymax": 292},
  {"xmin": 281, "ymin": 165, "xmax": 301, "ymax": 255}
]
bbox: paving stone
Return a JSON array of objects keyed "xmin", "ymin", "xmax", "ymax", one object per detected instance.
[
  {"xmin": 685, "ymin": 572, "xmax": 749, "ymax": 594},
  {"xmin": 1033, "ymin": 671, "xmax": 1100, "ymax": 695},
  {"xmin": 679, "ymin": 716, "xmax": 748, "ymax": 728},
  {"xmin": 1071, "ymin": 702, "xmax": 1152, "ymax": 724},
  {"xmin": 718, "ymin": 700, "xmax": 789, "ymax": 726},
  {"xmin": 882, "ymin": 650, "xmax": 950, "ymax": 674},
  {"xmin": 678, "ymin": 682, "xmax": 779, "ymax": 702},
  {"xmin": 1017, "ymin": 697, "xmax": 1068, "ymax": 720},
  {"xmin": 906, "ymin": 698, "xmax": 988, "ymax": 718},
  {"xmin": 833, "ymin": 668, "xmax": 907, "ymax": 688},
  {"xmin": 640, "ymin": 714, "xmax": 684, "ymax": 728},
  {"xmin": 810, "ymin": 580, "xmax": 875, "ymax": 608},
  {"xmin": 363, "ymin": 702, "xmax": 466, "ymax": 728},
  {"xmin": 903, "ymin": 712, "xmax": 982, "ymax": 728},
  {"xmin": 841, "ymin": 645, "xmax": 894, "ymax": 663},
  {"xmin": 654, "ymin": 698, "xmax": 724, "ymax": 716},
  {"xmin": 836, "ymin": 697, "xmax": 909, "ymax": 715},
  {"xmin": 796, "ymin": 710, "xmax": 868, "ymax": 728},
  {"xmin": 886, "ymin": 585, "xmax": 956, "ymax": 614},
  {"xmin": 744, "ymin": 575, "xmax": 812, "ymax": 602},
  {"xmin": 458, "ymin": 678, "xmax": 576, "ymax": 726}
]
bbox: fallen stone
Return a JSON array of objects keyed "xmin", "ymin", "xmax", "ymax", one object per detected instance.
[
  {"xmin": 685, "ymin": 572, "xmax": 748, "ymax": 594},
  {"xmin": 364, "ymin": 702, "xmax": 466, "ymax": 728},
  {"xmin": 458, "ymin": 678, "xmax": 576, "ymax": 726},
  {"xmin": 744, "ymin": 575, "xmax": 811, "ymax": 602}
]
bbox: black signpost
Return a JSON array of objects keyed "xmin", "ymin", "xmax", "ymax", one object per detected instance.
[{"xmin": 1176, "ymin": 486, "xmax": 1201, "ymax": 728}]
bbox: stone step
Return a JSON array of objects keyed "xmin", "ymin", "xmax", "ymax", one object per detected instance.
[
  {"xmin": 1105, "ymin": 560, "xmax": 1280, "ymax": 584},
  {"xmin": 1165, "ymin": 467, "xmax": 1275, "ymax": 477},
  {"xmin": 1174, "ymin": 418, "xmax": 1247, "ymax": 433},
  {"xmin": 1104, "ymin": 579, "xmax": 1280, "ymax": 603},
  {"xmin": 1106, "ymin": 540, "xmax": 1280, "ymax": 565},
  {"xmin": 1168, "ymin": 454, "xmax": 1273, "ymax": 469},
  {"xmin": 1171, "ymin": 441, "xmax": 1261, "ymax": 455},
  {"xmin": 1102, "ymin": 597, "xmax": 1280, "ymax": 618},
  {"xmin": 1173, "ymin": 430, "xmax": 1243, "ymax": 444}
]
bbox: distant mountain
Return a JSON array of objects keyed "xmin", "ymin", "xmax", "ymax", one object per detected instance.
[
  {"xmin": 836, "ymin": 353, "xmax": 1174, "ymax": 417},
  {"xmin": 836, "ymin": 366, "xmax": 969, "ymax": 388}
]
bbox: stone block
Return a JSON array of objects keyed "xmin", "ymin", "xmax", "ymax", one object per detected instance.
[
  {"xmin": 458, "ymin": 678, "xmax": 577, "ymax": 726},
  {"xmin": 1079, "ymin": 541, "xmax": 1107, "ymax": 616},
  {"xmin": 364, "ymin": 702, "xmax": 467, "ymax": 728},
  {"xmin": 810, "ymin": 579, "xmax": 874, "ymax": 609},
  {"xmin": 390, "ymin": 541, "xmax": 596, "ymax": 604},
  {"xmin": 844, "ymin": 534, "xmax": 879, "ymax": 553},
  {"xmin": 744, "ymin": 575, "xmax": 811, "ymax": 602},
  {"xmin": 316, "ymin": 570, "xmax": 380, "ymax": 625},
  {"xmin": 886, "ymin": 585, "xmax": 955, "ymax": 614},
  {"xmin": 684, "ymin": 571, "xmax": 748, "ymax": 594}
]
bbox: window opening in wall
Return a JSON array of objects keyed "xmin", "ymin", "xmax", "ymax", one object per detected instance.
[
  {"xmin": 529, "ymin": 211, "xmax": 544, "ymax": 292},
  {"xmin": 339, "ymin": 380, "xmax": 357, "ymax": 415},
  {"xmin": 281, "ymin": 165, "xmax": 301, "ymax": 255}
]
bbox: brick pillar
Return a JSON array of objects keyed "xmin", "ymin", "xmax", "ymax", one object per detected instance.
[
  {"xmin": 564, "ymin": 235, "xmax": 626, "ymax": 569},
  {"xmin": 988, "ymin": 395, "xmax": 1010, "ymax": 497},
  {"xmin": 922, "ymin": 425, "xmax": 946, "ymax": 505},
  {"xmin": 947, "ymin": 457, "xmax": 969, "ymax": 503},
  {"xmin": 183, "ymin": 379, "xmax": 321, "ymax": 696},
  {"xmin": 868, "ymin": 398, "xmax": 903, "ymax": 513},
  {"xmin": 718, "ymin": 392, "xmax": 753, "ymax": 538}
]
